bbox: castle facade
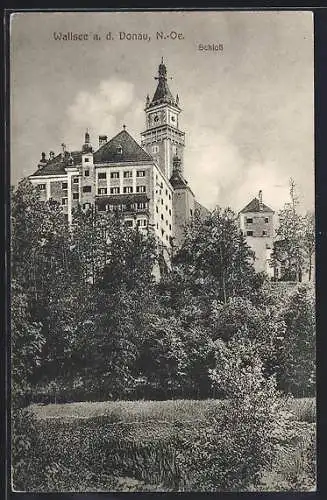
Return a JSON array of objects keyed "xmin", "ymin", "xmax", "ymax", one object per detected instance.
[{"xmin": 29, "ymin": 59, "xmax": 208, "ymax": 253}]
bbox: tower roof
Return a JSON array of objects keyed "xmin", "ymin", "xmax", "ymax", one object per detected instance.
[
  {"xmin": 148, "ymin": 59, "xmax": 178, "ymax": 108},
  {"xmin": 240, "ymin": 197, "xmax": 274, "ymax": 214},
  {"xmin": 93, "ymin": 129, "xmax": 153, "ymax": 164}
]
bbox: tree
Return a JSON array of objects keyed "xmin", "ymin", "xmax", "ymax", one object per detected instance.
[
  {"xmin": 276, "ymin": 284, "xmax": 315, "ymax": 397},
  {"xmin": 303, "ymin": 211, "xmax": 315, "ymax": 281},
  {"xmin": 174, "ymin": 335, "xmax": 291, "ymax": 491},
  {"xmin": 271, "ymin": 179, "xmax": 314, "ymax": 282},
  {"xmin": 172, "ymin": 207, "xmax": 258, "ymax": 305}
]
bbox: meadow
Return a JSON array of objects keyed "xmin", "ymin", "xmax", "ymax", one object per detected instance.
[{"xmin": 21, "ymin": 397, "xmax": 316, "ymax": 492}]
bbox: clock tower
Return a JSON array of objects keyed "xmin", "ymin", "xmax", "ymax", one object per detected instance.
[{"xmin": 141, "ymin": 59, "xmax": 185, "ymax": 180}]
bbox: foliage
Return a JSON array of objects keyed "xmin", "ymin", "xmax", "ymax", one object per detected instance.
[
  {"xmin": 276, "ymin": 284, "xmax": 315, "ymax": 397},
  {"xmin": 271, "ymin": 179, "xmax": 315, "ymax": 282},
  {"xmin": 15, "ymin": 397, "xmax": 315, "ymax": 492},
  {"xmin": 172, "ymin": 337, "xmax": 292, "ymax": 491},
  {"xmin": 173, "ymin": 207, "xmax": 259, "ymax": 304}
]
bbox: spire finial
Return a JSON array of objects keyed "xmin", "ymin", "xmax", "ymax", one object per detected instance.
[
  {"xmin": 123, "ymin": 124, "xmax": 126, "ymax": 130},
  {"xmin": 161, "ymin": 56, "xmax": 164, "ymax": 64}
]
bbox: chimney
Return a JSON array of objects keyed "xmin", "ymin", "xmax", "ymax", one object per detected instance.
[
  {"xmin": 49, "ymin": 151, "xmax": 55, "ymax": 160},
  {"xmin": 258, "ymin": 190, "xmax": 263, "ymax": 210},
  {"xmin": 37, "ymin": 152, "xmax": 47, "ymax": 169},
  {"xmin": 99, "ymin": 135, "xmax": 107, "ymax": 148},
  {"xmin": 61, "ymin": 143, "xmax": 66, "ymax": 162}
]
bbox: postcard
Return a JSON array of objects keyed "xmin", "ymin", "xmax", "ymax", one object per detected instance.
[{"xmin": 9, "ymin": 10, "xmax": 315, "ymax": 492}]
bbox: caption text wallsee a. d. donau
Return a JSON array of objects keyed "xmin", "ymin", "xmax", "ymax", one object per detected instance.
[{"xmin": 52, "ymin": 31, "xmax": 224, "ymax": 51}]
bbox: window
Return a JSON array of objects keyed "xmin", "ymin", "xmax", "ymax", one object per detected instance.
[
  {"xmin": 136, "ymin": 170, "xmax": 146, "ymax": 177},
  {"xmin": 125, "ymin": 220, "xmax": 133, "ymax": 228},
  {"xmin": 98, "ymin": 172, "xmax": 106, "ymax": 180},
  {"xmin": 169, "ymin": 209, "xmax": 171, "ymax": 216},
  {"xmin": 116, "ymin": 145, "xmax": 122, "ymax": 154},
  {"xmin": 161, "ymin": 199, "xmax": 163, "ymax": 205},
  {"xmin": 166, "ymin": 235, "xmax": 169, "ymax": 241},
  {"xmin": 38, "ymin": 184, "xmax": 46, "ymax": 190},
  {"xmin": 62, "ymin": 182, "xmax": 68, "ymax": 190},
  {"xmin": 169, "ymin": 224, "xmax": 172, "ymax": 231},
  {"xmin": 84, "ymin": 170, "xmax": 90, "ymax": 177},
  {"xmin": 165, "ymin": 205, "xmax": 168, "ymax": 211},
  {"xmin": 97, "ymin": 205, "xmax": 106, "ymax": 212},
  {"xmin": 73, "ymin": 193, "xmax": 79, "ymax": 200},
  {"xmin": 111, "ymin": 172, "xmax": 119, "ymax": 179},
  {"xmin": 73, "ymin": 177, "xmax": 79, "ymax": 184},
  {"xmin": 161, "ymin": 214, "xmax": 164, "ymax": 220},
  {"xmin": 156, "ymin": 206, "xmax": 158, "ymax": 213},
  {"xmin": 137, "ymin": 202, "xmax": 147, "ymax": 210},
  {"xmin": 61, "ymin": 198, "xmax": 68, "ymax": 205},
  {"xmin": 262, "ymin": 230, "xmax": 267, "ymax": 236},
  {"xmin": 83, "ymin": 186, "xmax": 91, "ymax": 193},
  {"xmin": 84, "ymin": 157, "xmax": 89, "ymax": 163},
  {"xmin": 124, "ymin": 171, "xmax": 132, "ymax": 178},
  {"xmin": 166, "ymin": 220, "xmax": 168, "ymax": 226},
  {"xmin": 246, "ymin": 217, "xmax": 253, "ymax": 223},
  {"xmin": 123, "ymin": 186, "xmax": 133, "ymax": 194},
  {"xmin": 152, "ymin": 145, "xmax": 159, "ymax": 154},
  {"xmin": 110, "ymin": 187, "xmax": 120, "ymax": 194},
  {"xmin": 169, "ymin": 194, "xmax": 171, "ymax": 200},
  {"xmin": 165, "ymin": 189, "xmax": 168, "ymax": 196},
  {"xmin": 137, "ymin": 219, "xmax": 147, "ymax": 227},
  {"xmin": 247, "ymin": 230, "xmax": 253, "ymax": 236},
  {"xmin": 160, "ymin": 182, "xmax": 163, "ymax": 189},
  {"xmin": 161, "ymin": 229, "xmax": 164, "ymax": 236},
  {"xmin": 156, "ymin": 223, "xmax": 159, "ymax": 229},
  {"xmin": 265, "ymin": 217, "xmax": 269, "ymax": 223},
  {"xmin": 98, "ymin": 188, "xmax": 107, "ymax": 195},
  {"xmin": 190, "ymin": 209, "xmax": 193, "ymax": 216},
  {"xmin": 136, "ymin": 186, "xmax": 146, "ymax": 193}
]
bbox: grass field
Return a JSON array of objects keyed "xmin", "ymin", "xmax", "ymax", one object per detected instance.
[
  {"xmin": 30, "ymin": 396, "xmax": 315, "ymax": 423},
  {"xmin": 23, "ymin": 397, "xmax": 315, "ymax": 492}
]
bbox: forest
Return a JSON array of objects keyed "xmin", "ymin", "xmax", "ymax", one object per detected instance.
[{"xmin": 11, "ymin": 178, "xmax": 316, "ymax": 492}]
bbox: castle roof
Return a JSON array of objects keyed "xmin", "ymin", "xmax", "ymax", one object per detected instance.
[
  {"xmin": 30, "ymin": 129, "xmax": 153, "ymax": 178},
  {"xmin": 30, "ymin": 151, "xmax": 81, "ymax": 177},
  {"xmin": 240, "ymin": 197, "xmax": 274, "ymax": 214},
  {"xmin": 93, "ymin": 129, "xmax": 153, "ymax": 164}
]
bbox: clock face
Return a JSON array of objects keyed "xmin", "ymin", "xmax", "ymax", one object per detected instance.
[{"xmin": 154, "ymin": 114, "xmax": 160, "ymax": 123}]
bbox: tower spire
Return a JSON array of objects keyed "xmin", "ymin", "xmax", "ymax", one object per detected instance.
[{"xmin": 149, "ymin": 59, "xmax": 174, "ymax": 107}]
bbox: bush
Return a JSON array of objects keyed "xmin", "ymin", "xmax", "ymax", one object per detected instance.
[
  {"xmin": 11, "ymin": 407, "xmax": 44, "ymax": 491},
  {"xmin": 173, "ymin": 337, "xmax": 294, "ymax": 491}
]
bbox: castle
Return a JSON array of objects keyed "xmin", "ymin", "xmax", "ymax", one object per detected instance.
[
  {"xmin": 29, "ymin": 59, "xmax": 209, "ymax": 257},
  {"xmin": 29, "ymin": 59, "xmax": 273, "ymax": 274}
]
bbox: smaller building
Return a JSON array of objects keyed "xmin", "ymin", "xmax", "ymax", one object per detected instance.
[{"xmin": 239, "ymin": 191, "xmax": 275, "ymax": 275}]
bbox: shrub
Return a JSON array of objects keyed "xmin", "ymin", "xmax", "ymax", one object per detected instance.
[
  {"xmin": 172, "ymin": 337, "xmax": 293, "ymax": 491},
  {"xmin": 11, "ymin": 407, "xmax": 44, "ymax": 491}
]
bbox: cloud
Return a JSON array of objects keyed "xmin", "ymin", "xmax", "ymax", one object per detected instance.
[{"xmin": 64, "ymin": 78, "xmax": 144, "ymax": 150}]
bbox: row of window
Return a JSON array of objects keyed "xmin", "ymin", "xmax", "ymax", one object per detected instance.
[
  {"xmin": 98, "ymin": 170, "xmax": 146, "ymax": 179},
  {"xmin": 155, "ymin": 224, "xmax": 171, "ymax": 243},
  {"xmin": 97, "ymin": 202, "xmax": 149, "ymax": 212},
  {"xmin": 80, "ymin": 185, "xmax": 147, "ymax": 194},
  {"xmin": 97, "ymin": 186, "xmax": 147, "ymax": 195},
  {"xmin": 156, "ymin": 205, "xmax": 172, "ymax": 216},
  {"xmin": 246, "ymin": 230, "xmax": 268, "ymax": 236},
  {"xmin": 246, "ymin": 217, "xmax": 269, "ymax": 224},
  {"xmin": 156, "ymin": 188, "xmax": 171, "ymax": 200},
  {"xmin": 124, "ymin": 219, "xmax": 147, "ymax": 228}
]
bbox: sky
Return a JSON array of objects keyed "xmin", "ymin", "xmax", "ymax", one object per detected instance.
[{"xmin": 10, "ymin": 11, "xmax": 314, "ymax": 213}]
